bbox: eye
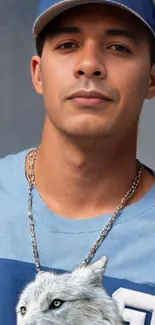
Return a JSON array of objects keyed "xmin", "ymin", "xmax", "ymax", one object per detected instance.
[
  {"xmin": 108, "ymin": 44, "xmax": 130, "ymax": 53},
  {"xmin": 20, "ymin": 306, "xmax": 26, "ymax": 315},
  {"xmin": 49, "ymin": 299, "xmax": 64, "ymax": 309},
  {"xmin": 57, "ymin": 42, "xmax": 77, "ymax": 50}
]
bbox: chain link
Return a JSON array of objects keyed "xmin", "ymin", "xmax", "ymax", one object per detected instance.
[{"xmin": 26, "ymin": 149, "xmax": 143, "ymax": 272}]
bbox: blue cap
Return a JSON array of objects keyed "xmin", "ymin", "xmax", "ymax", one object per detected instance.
[{"xmin": 33, "ymin": 0, "xmax": 155, "ymax": 38}]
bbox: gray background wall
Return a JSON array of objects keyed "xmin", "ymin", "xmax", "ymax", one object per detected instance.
[{"xmin": 0, "ymin": 0, "xmax": 155, "ymax": 169}]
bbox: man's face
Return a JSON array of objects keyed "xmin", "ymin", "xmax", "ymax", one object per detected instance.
[{"xmin": 31, "ymin": 4, "xmax": 155, "ymax": 140}]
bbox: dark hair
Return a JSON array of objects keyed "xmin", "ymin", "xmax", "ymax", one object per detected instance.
[
  {"xmin": 149, "ymin": 33, "xmax": 155, "ymax": 65},
  {"xmin": 35, "ymin": 21, "xmax": 54, "ymax": 57},
  {"xmin": 35, "ymin": 21, "xmax": 155, "ymax": 65}
]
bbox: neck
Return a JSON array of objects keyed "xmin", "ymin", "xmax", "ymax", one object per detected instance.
[{"xmin": 31, "ymin": 119, "xmax": 154, "ymax": 219}]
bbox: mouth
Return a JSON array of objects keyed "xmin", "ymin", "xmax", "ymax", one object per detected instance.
[{"xmin": 67, "ymin": 89, "xmax": 112, "ymax": 107}]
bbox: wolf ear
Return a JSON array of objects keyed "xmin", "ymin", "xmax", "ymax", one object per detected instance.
[
  {"xmin": 88, "ymin": 256, "xmax": 108, "ymax": 276},
  {"xmin": 36, "ymin": 270, "xmax": 46, "ymax": 279}
]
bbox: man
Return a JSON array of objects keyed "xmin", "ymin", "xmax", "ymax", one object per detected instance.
[{"xmin": 0, "ymin": 0, "xmax": 155, "ymax": 324}]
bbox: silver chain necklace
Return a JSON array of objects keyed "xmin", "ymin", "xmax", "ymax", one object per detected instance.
[{"xmin": 26, "ymin": 149, "xmax": 143, "ymax": 273}]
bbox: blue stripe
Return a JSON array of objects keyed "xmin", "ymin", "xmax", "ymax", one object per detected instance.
[{"xmin": 1, "ymin": 258, "xmax": 155, "ymax": 325}]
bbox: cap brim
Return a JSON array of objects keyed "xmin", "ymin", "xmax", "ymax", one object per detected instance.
[{"xmin": 33, "ymin": 0, "xmax": 155, "ymax": 38}]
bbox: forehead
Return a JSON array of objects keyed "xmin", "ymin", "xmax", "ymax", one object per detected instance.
[
  {"xmin": 23, "ymin": 270, "xmax": 96, "ymax": 302},
  {"xmin": 51, "ymin": 3, "xmax": 147, "ymax": 36}
]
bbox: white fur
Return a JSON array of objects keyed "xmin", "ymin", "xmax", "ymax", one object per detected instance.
[{"xmin": 16, "ymin": 257, "xmax": 122, "ymax": 325}]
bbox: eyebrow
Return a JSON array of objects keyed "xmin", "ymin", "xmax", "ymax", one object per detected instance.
[
  {"xmin": 49, "ymin": 26, "xmax": 81, "ymax": 36},
  {"xmin": 103, "ymin": 28, "xmax": 139, "ymax": 44},
  {"xmin": 49, "ymin": 26, "xmax": 139, "ymax": 44}
]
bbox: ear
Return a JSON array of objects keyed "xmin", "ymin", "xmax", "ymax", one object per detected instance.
[
  {"xmin": 87, "ymin": 256, "xmax": 108, "ymax": 276},
  {"xmin": 83, "ymin": 256, "xmax": 108, "ymax": 287},
  {"xmin": 73, "ymin": 257, "xmax": 108, "ymax": 288},
  {"xmin": 36, "ymin": 270, "xmax": 46, "ymax": 279},
  {"xmin": 145, "ymin": 64, "xmax": 155, "ymax": 99},
  {"xmin": 31, "ymin": 55, "xmax": 43, "ymax": 95}
]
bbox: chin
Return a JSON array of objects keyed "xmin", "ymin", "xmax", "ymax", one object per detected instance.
[
  {"xmin": 61, "ymin": 116, "xmax": 111, "ymax": 138},
  {"xmin": 63, "ymin": 126, "xmax": 110, "ymax": 139}
]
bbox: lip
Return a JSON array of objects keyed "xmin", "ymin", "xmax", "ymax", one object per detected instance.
[{"xmin": 68, "ymin": 89, "xmax": 112, "ymax": 102}]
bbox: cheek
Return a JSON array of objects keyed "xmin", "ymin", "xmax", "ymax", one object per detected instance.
[
  {"xmin": 40, "ymin": 56, "xmax": 76, "ymax": 124},
  {"xmin": 41, "ymin": 56, "xmax": 74, "ymax": 101},
  {"xmin": 107, "ymin": 58, "xmax": 150, "ymax": 113}
]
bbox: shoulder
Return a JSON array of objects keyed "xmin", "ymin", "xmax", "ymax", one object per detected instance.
[
  {"xmin": 0, "ymin": 148, "xmax": 33, "ymax": 192},
  {"xmin": 0, "ymin": 149, "xmax": 30, "ymax": 175}
]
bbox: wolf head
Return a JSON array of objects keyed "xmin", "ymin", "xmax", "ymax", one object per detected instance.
[{"xmin": 16, "ymin": 257, "xmax": 122, "ymax": 325}]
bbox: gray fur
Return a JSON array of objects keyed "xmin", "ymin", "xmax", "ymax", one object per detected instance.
[{"xmin": 16, "ymin": 257, "xmax": 122, "ymax": 325}]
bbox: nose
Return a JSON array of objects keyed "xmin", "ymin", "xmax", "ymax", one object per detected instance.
[{"xmin": 73, "ymin": 41, "xmax": 107, "ymax": 80}]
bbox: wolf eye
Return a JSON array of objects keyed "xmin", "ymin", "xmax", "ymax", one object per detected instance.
[
  {"xmin": 20, "ymin": 306, "xmax": 26, "ymax": 315},
  {"xmin": 49, "ymin": 299, "xmax": 64, "ymax": 309}
]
